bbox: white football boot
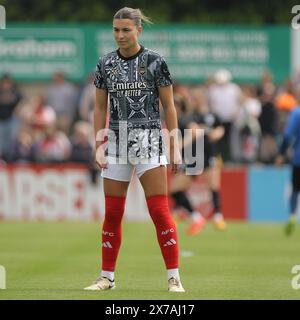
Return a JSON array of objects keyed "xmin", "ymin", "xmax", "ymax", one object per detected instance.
[
  {"xmin": 84, "ymin": 276, "xmax": 115, "ymax": 291},
  {"xmin": 168, "ymin": 277, "xmax": 185, "ymax": 292}
]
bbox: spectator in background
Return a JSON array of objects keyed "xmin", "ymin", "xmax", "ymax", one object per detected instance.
[
  {"xmin": 257, "ymin": 71, "xmax": 279, "ymax": 163},
  {"xmin": 275, "ymin": 78, "xmax": 297, "ymax": 134},
  {"xmin": 69, "ymin": 121, "xmax": 98, "ymax": 184},
  {"xmin": 241, "ymin": 85, "xmax": 262, "ymax": 118},
  {"xmin": 7, "ymin": 126, "xmax": 34, "ymax": 163},
  {"xmin": 292, "ymin": 69, "xmax": 300, "ymax": 89},
  {"xmin": 78, "ymin": 73, "xmax": 96, "ymax": 123},
  {"xmin": 231, "ymin": 85, "xmax": 262, "ymax": 163},
  {"xmin": 207, "ymin": 69, "xmax": 242, "ymax": 162},
  {"xmin": 70, "ymin": 121, "xmax": 93, "ymax": 163},
  {"xmin": 275, "ymin": 86, "xmax": 300, "ymax": 236},
  {"xmin": 172, "ymin": 83, "xmax": 194, "ymax": 116},
  {"xmin": 20, "ymin": 95, "xmax": 56, "ymax": 143},
  {"xmin": 46, "ymin": 71, "xmax": 78, "ymax": 135},
  {"xmin": 256, "ymin": 70, "xmax": 276, "ymax": 99},
  {"xmin": 0, "ymin": 73, "xmax": 23, "ymax": 160},
  {"xmin": 31, "ymin": 114, "xmax": 71, "ymax": 163},
  {"xmin": 7, "ymin": 94, "xmax": 56, "ymax": 163}
]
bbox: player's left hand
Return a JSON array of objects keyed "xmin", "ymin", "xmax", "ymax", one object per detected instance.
[{"xmin": 169, "ymin": 145, "xmax": 182, "ymax": 174}]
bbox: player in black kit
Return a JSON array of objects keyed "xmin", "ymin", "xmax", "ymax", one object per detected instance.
[{"xmin": 170, "ymin": 92, "xmax": 227, "ymax": 235}]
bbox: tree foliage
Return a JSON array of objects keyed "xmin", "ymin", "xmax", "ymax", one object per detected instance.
[{"xmin": 2, "ymin": 0, "xmax": 299, "ymax": 24}]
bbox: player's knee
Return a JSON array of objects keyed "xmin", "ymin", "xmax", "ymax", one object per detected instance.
[
  {"xmin": 104, "ymin": 195, "xmax": 126, "ymax": 224},
  {"xmin": 146, "ymin": 195, "xmax": 175, "ymax": 225}
]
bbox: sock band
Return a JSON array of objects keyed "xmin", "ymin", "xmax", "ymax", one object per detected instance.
[{"xmin": 167, "ymin": 268, "xmax": 180, "ymax": 281}]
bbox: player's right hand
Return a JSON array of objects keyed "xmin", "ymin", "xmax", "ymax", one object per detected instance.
[{"xmin": 95, "ymin": 144, "xmax": 108, "ymax": 169}]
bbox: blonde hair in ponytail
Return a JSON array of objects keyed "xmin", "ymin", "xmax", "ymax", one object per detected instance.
[{"xmin": 113, "ymin": 7, "xmax": 152, "ymax": 27}]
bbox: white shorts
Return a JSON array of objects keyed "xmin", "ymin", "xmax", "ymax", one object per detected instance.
[{"xmin": 101, "ymin": 155, "xmax": 168, "ymax": 182}]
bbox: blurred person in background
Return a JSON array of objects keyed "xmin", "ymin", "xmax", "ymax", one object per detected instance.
[
  {"xmin": 170, "ymin": 89, "xmax": 226, "ymax": 235},
  {"xmin": 70, "ymin": 121, "xmax": 93, "ymax": 163},
  {"xmin": 207, "ymin": 69, "xmax": 242, "ymax": 163},
  {"xmin": 275, "ymin": 86, "xmax": 300, "ymax": 236},
  {"xmin": 292, "ymin": 69, "xmax": 300, "ymax": 89},
  {"xmin": 69, "ymin": 121, "xmax": 98, "ymax": 184},
  {"xmin": 0, "ymin": 73, "xmax": 23, "ymax": 161},
  {"xmin": 78, "ymin": 72, "xmax": 96, "ymax": 123},
  {"xmin": 256, "ymin": 70, "xmax": 276, "ymax": 99},
  {"xmin": 275, "ymin": 78, "xmax": 297, "ymax": 135},
  {"xmin": 20, "ymin": 95, "xmax": 56, "ymax": 143},
  {"xmin": 7, "ymin": 94, "xmax": 56, "ymax": 163},
  {"xmin": 257, "ymin": 71, "xmax": 279, "ymax": 164},
  {"xmin": 46, "ymin": 71, "xmax": 78, "ymax": 135},
  {"xmin": 231, "ymin": 85, "xmax": 262, "ymax": 163},
  {"xmin": 170, "ymin": 94, "xmax": 205, "ymax": 231},
  {"xmin": 241, "ymin": 85, "xmax": 262, "ymax": 119},
  {"xmin": 31, "ymin": 114, "xmax": 71, "ymax": 163},
  {"xmin": 7, "ymin": 126, "xmax": 34, "ymax": 163},
  {"xmin": 172, "ymin": 83, "xmax": 194, "ymax": 116}
]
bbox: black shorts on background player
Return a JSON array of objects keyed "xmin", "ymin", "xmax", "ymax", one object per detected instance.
[{"xmin": 179, "ymin": 111, "xmax": 222, "ymax": 173}]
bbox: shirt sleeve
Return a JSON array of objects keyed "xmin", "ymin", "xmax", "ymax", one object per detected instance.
[
  {"xmin": 94, "ymin": 57, "xmax": 107, "ymax": 90},
  {"xmin": 155, "ymin": 56, "xmax": 173, "ymax": 88}
]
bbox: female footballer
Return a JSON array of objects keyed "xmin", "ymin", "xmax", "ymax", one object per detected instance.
[{"xmin": 84, "ymin": 7, "xmax": 184, "ymax": 292}]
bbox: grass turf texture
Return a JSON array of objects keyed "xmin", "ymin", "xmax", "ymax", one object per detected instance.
[{"xmin": 0, "ymin": 221, "xmax": 299, "ymax": 300}]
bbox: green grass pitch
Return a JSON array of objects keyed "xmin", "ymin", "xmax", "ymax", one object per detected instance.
[{"xmin": 0, "ymin": 220, "xmax": 299, "ymax": 300}]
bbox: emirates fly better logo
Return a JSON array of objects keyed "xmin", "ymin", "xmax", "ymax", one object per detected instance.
[{"xmin": 0, "ymin": 5, "xmax": 5, "ymax": 29}]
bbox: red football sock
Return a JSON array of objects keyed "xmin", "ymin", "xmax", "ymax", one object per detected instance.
[
  {"xmin": 146, "ymin": 195, "xmax": 179, "ymax": 269},
  {"xmin": 101, "ymin": 195, "xmax": 126, "ymax": 272}
]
